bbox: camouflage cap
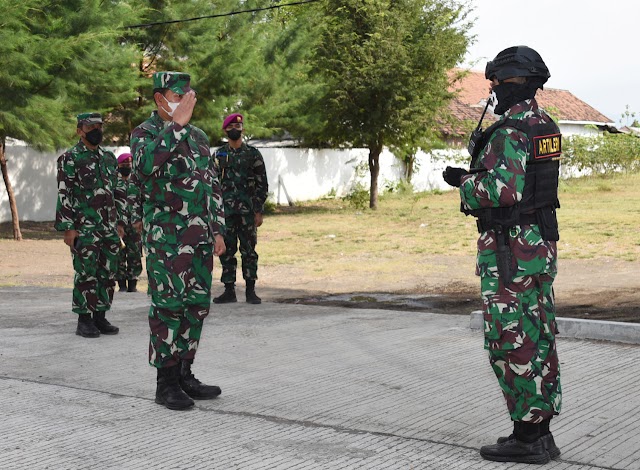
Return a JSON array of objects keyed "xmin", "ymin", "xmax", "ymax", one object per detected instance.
[
  {"xmin": 76, "ymin": 112, "xmax": 103, "ymax": 126},
  {"xmin": 152, "ymin": 71, "xmax": 192, "ymax": 95}
]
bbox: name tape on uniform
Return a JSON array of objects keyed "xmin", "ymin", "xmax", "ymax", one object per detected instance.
[{"xmin": 533, "ymin": 133, "xmax": 562, "ymax": 159}]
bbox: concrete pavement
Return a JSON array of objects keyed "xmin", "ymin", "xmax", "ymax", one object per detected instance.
[{"xmin": 1, "ymin": 286, "xmax": 639, "ymax": 470}]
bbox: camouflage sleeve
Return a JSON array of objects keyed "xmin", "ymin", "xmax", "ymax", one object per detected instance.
[
  {"xmin": 212, "ymin": 148, "xmax": 221, "ymax": 176},
  {"xmin": 54, "ymin": 152, "xmax": 76, "ymax": 232},
  {"xmin": 208, "ymin": 147, "xmax": 226, "ymax": 236},
  {"xmin": 252, "ymin": 148, "xmax": 269, "ymax": 213},
  {"xmin": 128, "ymin": 173, "xmax": 143, "ymax": 224},
  {"xmin": 113, "ymin": 176, "xmax": 128, "ymax": 226},
  {"xmin": 459, "ymin": 127, "xmax": 527, "ymax": 211},
  {"xmin": 130, "ymin": 122, "xmax": 191, "ymax": 177}
]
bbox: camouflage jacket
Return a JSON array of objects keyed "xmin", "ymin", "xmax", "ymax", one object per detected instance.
[
  {"xmin": 459, "ymin": 99, "xmax": 557, "ymax": 277},
  {"xmin": 213, "ymin": 142, "xmax": 268, "ymax": 215},
  {"xmin": 114, "ymin": 174, "xmax": 142, "ymax": 226},
  {"xmin": 55, "ymin": 141, "xmax": 125, "ymax": 239},
  {"xmin": 129, "ymin": 111, "xmax": 225, "ymax": 246}
]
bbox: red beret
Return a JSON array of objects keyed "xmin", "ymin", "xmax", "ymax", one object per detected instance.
[
  {"xmin": 222, "ymin": 113, "xmax": 244, "ymax": 129},
  {"xmin": 117, "ymin": 153, "xmax": 132, "ymax": 164}
]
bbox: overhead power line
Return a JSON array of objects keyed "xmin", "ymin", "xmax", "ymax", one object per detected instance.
[{"xmin": 124, "ymin": 0, "xmax": 321, "ymax": 29}]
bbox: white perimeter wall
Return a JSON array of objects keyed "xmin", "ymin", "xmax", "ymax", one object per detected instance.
[
  {"xmin": 0, "ymin": 141, "xmax": 458, "ymax": 223},
  {"xmin": 0, "ymin": 122, "xmax": 600, "ymax": 223}
]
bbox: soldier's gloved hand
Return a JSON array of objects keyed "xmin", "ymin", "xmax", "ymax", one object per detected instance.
[{"xmin": 442, "ymin": 166, "xmax": 469, "ymax": 187}]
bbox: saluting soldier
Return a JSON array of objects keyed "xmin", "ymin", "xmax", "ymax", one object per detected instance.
[
  {"xmin": 443, "ymin": 46, "xmax": 562, "ymax": 464},
  {"xmin": 55, "ymin": 112, "xmax": 125, "ymax": 338},
  {"xmin": 130, "ymin": 72, "xmax": 226, "ymax": 411},
  {"xmin": 213, "ymin": 113, "xmax": 269, "ymax": 305},
  {"xmin": 114, "ymin": 152, "xmax": 143, "ymax": 293}
]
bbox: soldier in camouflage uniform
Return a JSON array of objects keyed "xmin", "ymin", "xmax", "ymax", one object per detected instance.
[
  {"xmin": 130, "ymin": 72, "xmax": 226, "ymax": 411},
  {"xmin": 55, "ymin": 113, "xmax": 125, "ymax": 338},
  {"xmin": 114, "ymin": 152, "xmax": 143, "ymax": 293},
  {"xmin": 212, "ymin": 113, "xmax": 269, "ymax": 305},
  {"xmin": 443, "ymin": 46, "xmax": 562, "ymax": 465}
]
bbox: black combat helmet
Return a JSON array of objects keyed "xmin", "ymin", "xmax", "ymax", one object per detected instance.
[{"xmin": 485, "ymin": 46, "xmax": 550, "ymax": 84}]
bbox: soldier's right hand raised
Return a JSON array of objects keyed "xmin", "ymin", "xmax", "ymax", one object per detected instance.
[{"xmin": 172, "ymin": 91, "xmax": 197, "ymax": 127}]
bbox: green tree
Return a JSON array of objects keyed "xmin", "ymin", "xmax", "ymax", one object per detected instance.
[
  {"xmin": 565, "ymin": 131, "xmax": 640, "ymax": 175},
  {"xmin": 304, "ymin": 0, "xmax": 471, "ymax": 208},
  {"xmin": 0, "ymin": 0, "xmax": 140, "ymax": 239},
  {"xmin": 175, "ymin": 0, "xmax": 321, "ymax": 143}
]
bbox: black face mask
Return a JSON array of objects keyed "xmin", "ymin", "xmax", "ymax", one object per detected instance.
[
  {"xmin": 85, "ymin": 128, "xmax": 103, "ymax": 146},
  {"xmin": 226, "ymin": 128, "xmax": 242, "ymax": 141},
  {"xmin": 492, "ymin": 82, "xmax": 537, "ymax": 115},
  {"xmin": 119, "ymin": 167, "xmax": 132, "ymax": 177}
]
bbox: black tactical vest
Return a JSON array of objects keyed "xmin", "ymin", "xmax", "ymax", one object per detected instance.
[{"xmin": 464, "ymin": 117, "xmax": 561, "ymax": 240}]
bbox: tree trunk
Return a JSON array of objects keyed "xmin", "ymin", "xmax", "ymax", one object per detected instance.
[
  {"xmin": 0, "ymin": 136, "xmax": 22, "ymax": 240},
  {"xmin": 368, "ymin": 143, "xmax": 383, "ymax": 210},
  {"xmin": 405, "ymin": 154, "xmax": 415, "ymax": 183}
]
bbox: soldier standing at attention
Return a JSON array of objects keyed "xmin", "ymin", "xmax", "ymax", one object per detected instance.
[
  {"xmin": 213, "ymin": 113, "xmax": 269, "ymax": 305},
  {"xmin": 114, "ymin": 152, "xmax": 143, "ymax": 293},
  {"xmin": 443, "ymin": 46, "xmax": 562, "ymax": 464},
  {"xmin": 55, "ymin": 113, "xmax": 125, "ymax": 338},
  {"xmin": 130, "ymin": 72, "xmax": 226, "ymax": 411}
]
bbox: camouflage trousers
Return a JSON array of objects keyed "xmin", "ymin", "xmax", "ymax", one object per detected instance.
[
  {"xmin": 481, "ymin": 272, "xmax": 562, "ymax": 422},
  {"xmin": 71, "ymin": 235, "xmax": 120, "ymax": 316},
  {"xmin": 116, "ymin": 224, "xmax": 143, "ymax": 281},
  {"xmin": 219, "ymin": 213, "xmax": 258, "ymax": 283},
  {"xmin": 146, "ymin": 243, "xmax": 213, "ymax": 368}
]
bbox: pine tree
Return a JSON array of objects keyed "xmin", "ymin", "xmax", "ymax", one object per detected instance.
[{"xmin": 0, "ymin": 0, "xmax": 141, "ymax": 239}]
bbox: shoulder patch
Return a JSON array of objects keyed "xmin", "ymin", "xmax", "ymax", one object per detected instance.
[{"xmin": 533, "ymin": 133, "xmax": 562, "ymax": 160}]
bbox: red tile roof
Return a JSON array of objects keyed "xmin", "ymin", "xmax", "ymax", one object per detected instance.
[{"xmin": 448, "ymin": 70, "xmax": 613, "ymax": 127}]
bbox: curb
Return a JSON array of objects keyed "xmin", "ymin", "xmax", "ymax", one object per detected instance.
[{"xmin": 469, "ymin": 310, "xmax": 640, "ymax": 345}]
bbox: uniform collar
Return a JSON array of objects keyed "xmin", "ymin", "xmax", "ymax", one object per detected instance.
[
  {"xmin": 502, "ymin": 98, "xmax": 538, "ymax": 119},
  {"xmin": 227, "ymin": 142, "xmax": 247, "ymax": 152},
  {"xmin": 76, "ymin": 140, "xmax": 103, "ymax": 155}
]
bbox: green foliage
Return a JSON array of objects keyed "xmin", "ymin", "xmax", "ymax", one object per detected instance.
[
  {"xmin": 302, "ymin": 0, "xmax": 471, "ymax": 207},
  {"xmin": 564, "ymin": 131, "xmax": 640, "ymax": 175},
  {"xmin": 343, "ymin": 182, "xmax": 370, "ymax": 210},
  {"xmin": 263, "ymin": 198, "xmax": 277, "ymax": 215},
  {"xmin": 0, "ymin": 0, "xmax": 142, "ymax": 149},
  {"xmin": 383, "ymin": 179, "xmax": 414, "ymax": 195}
]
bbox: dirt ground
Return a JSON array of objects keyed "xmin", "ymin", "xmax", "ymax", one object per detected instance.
[{"xmin": 1, "ymin": 221, "xmax": 639, "ymax": 322}]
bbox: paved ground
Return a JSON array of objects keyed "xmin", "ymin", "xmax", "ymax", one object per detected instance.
[{"xmin": 1, "ymin": 286, "xmax": 639, "ymax": 470}]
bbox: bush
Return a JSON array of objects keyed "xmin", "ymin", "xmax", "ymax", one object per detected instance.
[
  {"xmin": 343, "ymin": 182, "xmax": 369, "ymax": 210},
  {"xmin": 564, "ymin": 132, "xmax": 640, "ymax": 175}
]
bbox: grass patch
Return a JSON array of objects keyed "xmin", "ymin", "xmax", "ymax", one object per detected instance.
[
  {"xmin": 260, "ymin": 173, "xmax": 640, "ymax": 270},
  {"xmin": 3, "ymin": 174, "xmax": 639, "ymax": 272}
]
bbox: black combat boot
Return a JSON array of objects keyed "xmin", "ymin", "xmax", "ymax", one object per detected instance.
[
  {"xmin": 179, "ymin": 359, "xmax": 222, "ymax": 399},
  {"xmin": 213, "ymin": 283, "xmax": 237, "ymax": 304},
  {"xmin": 481, "ymin": 421, "xmax": 550, "ymax": 464},
  {"xmin": 539, "ymin": 418, "xmax": 561, "ymax": 459},
  {"xmin": 245, "ymin": 280, "xmax": 261, "ymax": 304},
  {"xmin": 497, "ymin": 419, "xmax": 561, "ymax": 460},
  {"xmin": 127, "ymin": 279, "xmax": 138, "ymax": 292},
  {"xmin": 93, "ymin": 311, "xmax": 119, "ymax": 335},
  {"xmin": 76, "ymin": 314, "xmax": 100, "ymax": 338},
  {"xmin": 155, "ymin": 364, "xmax": 195, "ymax": 410},
  {"xmin": 117, "ymin": 279, "xmax": 127, "ymax": 292}
]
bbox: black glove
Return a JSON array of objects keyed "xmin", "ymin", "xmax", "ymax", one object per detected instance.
[{"xmin": 442, "ymin": 166, "xmax": 469, "ymax": 187}]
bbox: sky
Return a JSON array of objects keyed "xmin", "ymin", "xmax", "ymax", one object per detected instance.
[{"xmin": 462, "ymin": 0, "xmax": 639, "ymax": 126}]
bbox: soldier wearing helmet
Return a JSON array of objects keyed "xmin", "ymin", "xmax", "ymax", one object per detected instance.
[{"xmin": 443, "ymin": 46, "xmax": 562, "ymax": 464}]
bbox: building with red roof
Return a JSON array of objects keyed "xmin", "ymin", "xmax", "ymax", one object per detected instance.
[{"xmin": 445, "ymin": 70, "xmax": 615, "ymax": 145}]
